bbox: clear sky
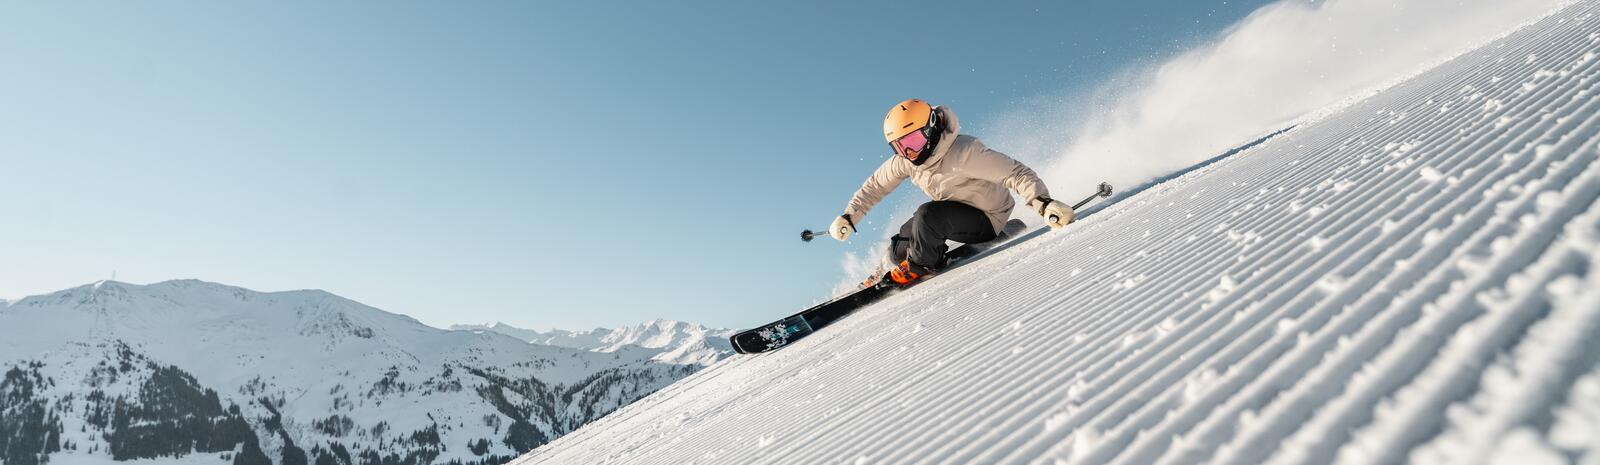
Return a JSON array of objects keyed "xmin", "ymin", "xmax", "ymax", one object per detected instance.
[{"xmin": 1, "ymin": 1, "xmax": 1277, "ymax": 331}]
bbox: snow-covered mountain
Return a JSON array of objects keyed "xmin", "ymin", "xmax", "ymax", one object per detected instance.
[
  {"xmin": 0, "ymin": 280, "xmax": 712, "ymax": 465},
  {"xmin": 451, "ymin": 320, "xmax": 735, "ymax": 366},
  {"xmin": 521, "ymin": 4, "xmax": 1600, "ymax": 464}
]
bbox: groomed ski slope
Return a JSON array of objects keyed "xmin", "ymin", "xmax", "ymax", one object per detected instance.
[{"xmin": 521, "ymin": 4, "xmax": 1600, "ymax": 464}]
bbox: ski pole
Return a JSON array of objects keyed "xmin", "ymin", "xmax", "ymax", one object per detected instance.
[
  {"xmin": 801, "ymin": 228, "xmax": 840, "ymax": 242},
  {"xmin": 1071, "ymin": 181, "xmax": 1115, "ymax": 210},
  {"xmin": 1050, "ymin": 182, "xmax": 1113, "ymax": 226}
]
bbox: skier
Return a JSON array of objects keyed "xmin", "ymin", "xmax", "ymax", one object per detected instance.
[{"xmin": 830, "ymin": 99, "xmax": 1074, "ymax": 286}]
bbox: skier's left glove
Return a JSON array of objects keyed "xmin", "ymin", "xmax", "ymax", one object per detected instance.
[
  {"xmin": 1030, "ymin": 197, "xmax": 1074, "ymax": 229},
  {"xmin": 829, "ymin": 214, "xmax": 857, "ymax": 241}
]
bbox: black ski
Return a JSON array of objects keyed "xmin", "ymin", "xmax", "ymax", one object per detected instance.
[
  {"xmin": 731, "ymin": 219, "xmax": 1028, "ymax": 354},
  {"xmin": 732, "ymin": 182, "xmax": 1113, "ymax": 354}
]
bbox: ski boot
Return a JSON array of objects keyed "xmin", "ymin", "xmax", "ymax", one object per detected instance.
[{"xmin": 887, "ymin": 260, "xmax": 934, "ymax": 287}]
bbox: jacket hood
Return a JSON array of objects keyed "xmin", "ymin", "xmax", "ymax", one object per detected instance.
[{"xmin": 916, "ymin": 106, "xmax": 962, "ymax": 169}]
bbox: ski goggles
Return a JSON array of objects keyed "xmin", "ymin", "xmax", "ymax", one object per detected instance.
[{"xmin": 889, "ymin": 129, "xmax": 930, "ymax": 161}]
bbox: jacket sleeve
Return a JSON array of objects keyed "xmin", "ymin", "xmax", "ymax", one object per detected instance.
[
  {"xmin": 957, "ymin": 137, "xmax": 1051, "ymax": 206},
  {"xmin": 843, "ymin": 158, "xmax": 910, "ymax": 222}
]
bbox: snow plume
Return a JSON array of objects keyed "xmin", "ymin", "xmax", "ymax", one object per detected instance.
[
  {"xmin": 1015, "ymin": 0, "xmax": 1570, "ymax": 194},
  {"xmin": 833, "ymin": 246, "xmax": 886, "ymax": 296}
]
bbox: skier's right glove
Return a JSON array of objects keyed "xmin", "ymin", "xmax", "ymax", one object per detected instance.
[
  {"xmin": 1031, "ymin": 197, "xmax": 1075, "ymax": 229},
  {"xmin": 829, "ymin": 214, "xmax": 857, "ymax": 241}
]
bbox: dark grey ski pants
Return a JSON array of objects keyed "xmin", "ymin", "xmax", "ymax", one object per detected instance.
[{"xmin": 887, "ymin": 201, "xmax": 999, "ymax": 269}]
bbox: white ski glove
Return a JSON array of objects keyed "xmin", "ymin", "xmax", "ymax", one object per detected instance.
[
  {"xmin": 1031, "ymin": 197, "xmax": 1075, "ymax": 229},
  {"xmin": 829, "ymin": 215, "xmax": 857, "ymax": 241}
]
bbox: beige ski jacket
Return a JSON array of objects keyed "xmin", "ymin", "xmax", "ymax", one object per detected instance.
[{"xmin": 843, "ymin": 107, "xmax": 1050, "ymax": 234}]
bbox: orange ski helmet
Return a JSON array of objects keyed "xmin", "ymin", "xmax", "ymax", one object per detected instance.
[{"xmin": 884, "ymin": 99, "xmax": 942, "ymax": 165}]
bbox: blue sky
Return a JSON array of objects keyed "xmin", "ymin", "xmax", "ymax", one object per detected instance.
[{"xmin": 0, "ymin": 1, "xmax": 1277, "ymax": 330}]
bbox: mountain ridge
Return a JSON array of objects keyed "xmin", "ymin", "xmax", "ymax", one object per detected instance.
[
  {"xmin": 0, "ymin": 279, "xmax": 723, "ymax": 465},
  {"xmin": 451, "ymin": 319, "xmax": 736, "ymax": 366}
]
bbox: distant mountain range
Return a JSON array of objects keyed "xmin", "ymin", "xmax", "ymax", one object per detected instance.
[
  {"xmin": 450, "ymin": 320, "xmax": 735, "ymax": 366},
  {"xmin": 0, "ymin": 280, "xmax": 732, "ymax": 465}
]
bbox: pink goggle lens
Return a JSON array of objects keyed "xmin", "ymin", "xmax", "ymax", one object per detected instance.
[{"xmin": 891, "ymin": 130, "xmax": 929, "ymax": 158}]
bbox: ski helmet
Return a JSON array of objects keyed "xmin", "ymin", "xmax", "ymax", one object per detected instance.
[{"xmin": 884, "ymin": 99, "xmax": 942, "ymax": 165}]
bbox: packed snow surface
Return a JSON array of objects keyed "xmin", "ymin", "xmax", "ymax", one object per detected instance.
[{"xmin": 521, "ymin": 4, "xmax": 1600, "ymax": 465}]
